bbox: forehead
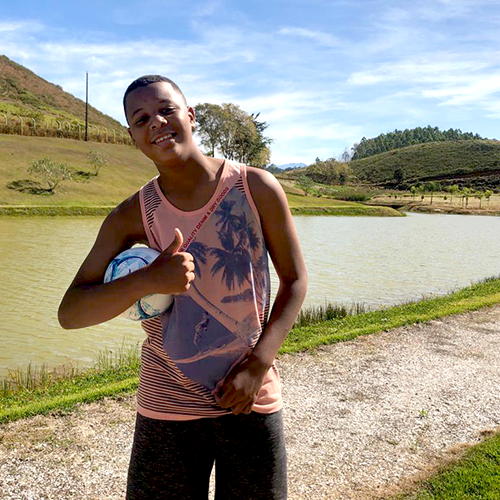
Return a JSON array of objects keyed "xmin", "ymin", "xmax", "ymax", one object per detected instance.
[{"xmin": 125, "ymin": 82, "xmax": 184, "ymax": 117}]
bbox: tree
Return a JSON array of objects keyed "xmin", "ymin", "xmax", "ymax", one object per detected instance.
[
  {"xmin": 393, "ymin": 167, "xmax": 405, "ymax": 185},
  {"xmin": 195, "ymin": 103, "xmax": 272, "ymax": 167},
  {"xmin": 410, "ymin": 185, "xmax": 417, "ymax": 200},
  {"xmin": 448, "ymin": 184, "xmax": 459, "ymax": 204},
  {"xmin": 425, "ymin": 181, "xmax": 440, "ymax": 205},
  {"xmin": 461, "ymin": 187, "xmax": 471, "ymax": 207},
  {"xmin": 28, "ymin": 157, "xmax": 72, "ymax": 193},
  {"xmin": 88, "ymin": 150, "xmax": 109, "ymax": 176},
  {"xmin": 193, "ymin": 103, "xmax": 224, "ymax": 157},
  {"xmin": 295, "ymin": 175, "xmax": 314, "ymax": 194},
  {"xmin": 340, "ymin": 148, "xmax": 351, "ymax": 163},
  {"xmin": 476, "ymin": 190, "xmax": 484, "ymax": 209},
  {"xmin": 485, "ymin": 189, "xmax": 493, "ymax": 205}
]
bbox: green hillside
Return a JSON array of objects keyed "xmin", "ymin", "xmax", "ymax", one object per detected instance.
[
  {"xmin": 0, "ymin": 134, "xmax": 157, "ymax": 206},
  {"xmin": 0, "ymin": 55, "xmax": 128, "ymax": 141},
  {"xmin": 350, "ymin": 139, "xmax": 500, "ymax": 189},
  {"xmin": 0, "ymin": 134, "xmax": 400, "ymax": 217}
]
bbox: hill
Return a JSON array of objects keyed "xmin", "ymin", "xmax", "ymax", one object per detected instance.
[
  {"xmin": 0, "ymin": 134, "xmax": 400, "ymax": 217},
  {"xmin": 352, "ymin": 126, "xmax": 487, "ymax": 160},
  {"xmin": 350, "ymin": 140, "xmax": 500, "ymax": 189},
  {"xmin": 0, "ymin": 55, "xmax": 127, "ymax": 139},
  {"xmin": 0, "ymin": 134, "xmax": 156, "ymax": 207}
]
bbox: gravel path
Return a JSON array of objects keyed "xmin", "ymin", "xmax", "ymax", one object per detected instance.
[{"xmin": 1, "ymin": 306, "xmax": 500, "ymax": 499}]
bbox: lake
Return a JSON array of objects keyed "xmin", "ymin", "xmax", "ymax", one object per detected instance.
[{"xmin": 0, "ymin": 213, "xmax": 498, "ymax": 376}]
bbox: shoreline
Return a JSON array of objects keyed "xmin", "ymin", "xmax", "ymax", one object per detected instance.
[
  {"xmin": 2, "ymin": 276, "xmax": 500, "ymax": 424},
  {"xmin": 0, "ymin": 204, "xmax": 402, "ymax": 217},
  {"xmin": 366, "ymin": 199, "xmax": 500, "ymax": 216}
]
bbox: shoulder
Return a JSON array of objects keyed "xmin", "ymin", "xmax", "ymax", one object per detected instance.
[
  {"xmin": 245, "ymin": 166, "xmax": 289, "ymax": 215},
  {"xmin": 100, "ymin": 190, "xmax": 146, "ymax": 246}
]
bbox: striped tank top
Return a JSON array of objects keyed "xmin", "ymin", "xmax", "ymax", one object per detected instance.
[{"xmin": 137, "ymin": 160, "xmax": 282, "ymax": 420}]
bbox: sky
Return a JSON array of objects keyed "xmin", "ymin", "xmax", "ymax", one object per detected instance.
[{"xmin": 0, "ymin": 0, "xmax": 499, "ymax": 165}]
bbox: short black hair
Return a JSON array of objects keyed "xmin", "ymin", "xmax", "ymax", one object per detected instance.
[{"xmin": 123, "ymin": 75, "xmax": 187, "ymax": 123}]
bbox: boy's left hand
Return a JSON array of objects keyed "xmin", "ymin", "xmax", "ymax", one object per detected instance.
[{"xmin": 214, "ymin": 353, "xmax": 269, "ymax": 415}]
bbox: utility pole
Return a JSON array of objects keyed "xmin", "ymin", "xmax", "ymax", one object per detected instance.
[{"xmin": 84, "ymin": 72, "xmax": 89, "ymax": 141}]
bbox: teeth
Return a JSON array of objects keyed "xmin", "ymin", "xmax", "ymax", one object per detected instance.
[{"xmin": 154, "ymin": 134, "xmax": 172, "ymax": 144}]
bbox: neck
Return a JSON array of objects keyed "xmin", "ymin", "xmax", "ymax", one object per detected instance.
[{"xmin": 156, "ymin": 154, "xmax": 224, "ymax": 195}]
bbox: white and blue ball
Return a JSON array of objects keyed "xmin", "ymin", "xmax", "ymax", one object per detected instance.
[{"xmin": 104, "ymin": 247, "xmax": 173, "ymax": 321}]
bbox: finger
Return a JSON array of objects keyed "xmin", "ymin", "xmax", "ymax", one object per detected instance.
[
  {"xmin": 231, "ymin": 400, "xmax": 252, "ymax": 415},
  {"xmin": 164, "ymin": 228, "xmax": 183, "ymax": 255},
  {"xmin": 217, "ymin": 389, "xmax": 236, "ymax": 408}
]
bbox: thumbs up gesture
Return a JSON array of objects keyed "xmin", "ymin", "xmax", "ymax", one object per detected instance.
[{"xmin": 143, "ymin": 228, "xmax": 196, "ymax": 295}]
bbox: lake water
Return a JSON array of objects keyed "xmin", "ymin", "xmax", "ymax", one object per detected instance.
[{"xmin": 1, "ymin": 213, "xmax": 499, "ymax": 376}]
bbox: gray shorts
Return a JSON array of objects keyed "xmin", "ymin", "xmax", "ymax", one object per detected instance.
[{"xmin": 126, "ymin": 410, "xmax": 287, "ymax": 500}]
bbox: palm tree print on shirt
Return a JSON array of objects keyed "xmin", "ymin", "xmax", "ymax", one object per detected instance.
[{"xmin": 210, "ymin": 197, "xmax": 268, "ymax": 304}]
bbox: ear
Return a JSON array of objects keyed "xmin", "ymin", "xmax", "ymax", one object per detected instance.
[
  {"xmin": 187, "ymin": 106, "xmax": 196, "ymax": 131},
  {"xmin": 128, "ymin": 128, "xmax": 137, "ymax": 146}
]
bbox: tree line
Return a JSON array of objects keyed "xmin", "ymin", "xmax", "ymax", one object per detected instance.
[
  {"xmin": 406, "ymin": 182, "xmax": 493, "ymax": 208},
  {"xmin": 195, "ymin": 103, "xmax": 271, "ymax": 168},
  {"xmin": 352, "ymin": 126, "xmax": 486, "ymax": 160}
]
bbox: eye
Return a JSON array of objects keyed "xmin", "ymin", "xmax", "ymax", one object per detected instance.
[
  {"xmin": 160, "ymin": 107, "xmax": 175, "ymax": 115},
  {"xmin": 134, "ymin": 115, "xmax": 148, "ymax": 126}
]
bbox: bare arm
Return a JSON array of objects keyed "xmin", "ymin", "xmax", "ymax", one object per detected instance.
[
  {"xmin": 58, "ymin": 193, "xmax": 195, "ymax": 329},
  {"xmin": 215, "ymin": 168, "xmax": 308, "ymax": 414}
]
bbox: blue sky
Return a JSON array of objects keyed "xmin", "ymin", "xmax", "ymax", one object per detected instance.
[{"xmin": 0, "ymin": 0, "xmax": 499, "ymax": 165}]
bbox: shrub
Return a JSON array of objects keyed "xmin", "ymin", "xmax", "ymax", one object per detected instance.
[{"xmin": 28, "ymin": 157, "xmax": 73, "ymax": 193}]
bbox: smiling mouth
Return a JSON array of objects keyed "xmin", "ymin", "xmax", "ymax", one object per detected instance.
[{"xmin": 152, "ymin": 133, "xmax": 175, "ymax": 144}]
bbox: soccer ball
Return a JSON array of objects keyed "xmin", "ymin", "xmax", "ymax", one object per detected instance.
[{"xmin": 104, "ymin": 247, "xmax": 173, "ymax": 321}]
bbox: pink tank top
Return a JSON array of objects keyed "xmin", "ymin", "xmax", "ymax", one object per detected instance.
[{"xmin": 137, "ymin": 160, "xmax": 282, "ymax": 420}]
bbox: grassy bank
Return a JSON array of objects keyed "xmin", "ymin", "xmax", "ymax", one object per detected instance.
[
  {"xmin": 393, "ymin": 429, "xmax": 500, "ymax": 499},
  {"xmin": 0, "ymin": 205, "xmax": 115, "ymax": 216},
  {"xmin": 290, "ymin": 205, "xmax": 401, "ymax": 216},
  {"xmin": 2, "ymin": 277, "xmax": 500, "ymax": 424},
  {"xmin": 0, "ymin": 203, "xmax": 401, "ymax": 217}
]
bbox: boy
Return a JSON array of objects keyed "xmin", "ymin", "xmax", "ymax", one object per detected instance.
[{"xmin": 58, "ymin": 75, "xmax": 307, "ymax": 499}]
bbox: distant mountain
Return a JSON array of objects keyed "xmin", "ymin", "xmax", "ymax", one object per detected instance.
[
  {"xmin": 276, "ymin": 162, "xmax": 306, "ymax": 170},
  {"xmin": 0, "ymin": 55, "xmax": 126, "ymax": 131}
]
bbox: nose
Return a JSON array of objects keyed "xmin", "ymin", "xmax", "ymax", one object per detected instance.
[{"xmin": 150, "ymin": 113, "xmax": 168, "ymax": 129}]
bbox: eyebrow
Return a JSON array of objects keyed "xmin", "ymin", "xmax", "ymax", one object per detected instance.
[{"xmin": 131, "ymin": 99, "xmax": 175, "ymax": 119}]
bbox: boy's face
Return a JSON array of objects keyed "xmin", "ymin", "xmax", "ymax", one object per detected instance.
[{"xmin": 126, "ymin": 82, "xmax": 196, "ymax": 164}]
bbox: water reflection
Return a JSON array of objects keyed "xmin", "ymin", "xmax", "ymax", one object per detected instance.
[{"xmin": 0, "ymin": 213, "xmax": 499, "ymax": 375}]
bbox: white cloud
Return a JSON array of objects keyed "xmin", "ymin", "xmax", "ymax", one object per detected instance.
[
  {"xmin": 278, "ymin": 27, "xmax": 343, "ymax": 47},
  {"xmin": 0, "ymin": 20, "xmax": 43, "ymax": 33}
]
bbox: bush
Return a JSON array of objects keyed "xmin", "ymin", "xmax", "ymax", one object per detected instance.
[{"xmin": 28, "ymin": 157, "xmax": 73, "ymax": 193}]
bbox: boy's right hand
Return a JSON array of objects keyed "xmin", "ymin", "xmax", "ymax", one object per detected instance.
[{"xmin": 142, "ymin": 228, "xmax": 195, "ymax": 295}]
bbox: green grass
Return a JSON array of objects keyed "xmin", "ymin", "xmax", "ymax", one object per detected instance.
[
  {"xmin": 0, "ymin": 205, "xmax": 115, "ymax": 216},
  {"xmin": 2, "ymin": 277, "xmax": 500, "ymax": 424},
  {"xmin": 0, "ymin": 134, "xmax": 158, "ymax": 206},
  {"xmin": 0, "ymin": 135, "xmax": 401, "ymax": 215},
  {"xmin": 394, "ymin": 431, "xmax": 500, "ymax": 499},
  {"xmin": 349, "ymin": 139, "xmax": 500, "ymax": 186},
  {"xmin": 286, "ymin": 192, "xmax": 403, "ymax": 216},
  {"xmin": 1, "ymin": 345, "xmax": 141, "ymax": 424},
  {"xmin": 282, "ymin": 277, "xmax": 500, "ymax": 354},
  {"xmin": 290, "ymin": 205, "xmax": 402, "ymax": 216}
]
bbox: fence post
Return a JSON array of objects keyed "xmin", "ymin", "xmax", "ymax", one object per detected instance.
[
  {"xmin": 113, "ymin": 129, "xmax": 116, "ymax": 143},
  {"xmin": 19, "ymin": 116, "xmax": 24, "ymax": 135}
]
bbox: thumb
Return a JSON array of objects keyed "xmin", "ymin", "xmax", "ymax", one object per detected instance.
[{"xmin": 164, "ymin": 228, "xmax": 183, "ymax": 255}]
